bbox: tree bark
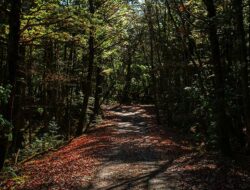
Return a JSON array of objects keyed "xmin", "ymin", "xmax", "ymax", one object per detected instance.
[
  {"xmin": 6, "ymin": 0, "xmax": 23, "ymax": 153},
  {"xmin": 232, "ymin": 0, "xmax": 250, "ymax": 152},
  {"xmin": 76, "ymin": 0, "xmax": 95, "ymax": 136},
  {"xmin": 0, "ymin": 143, "xmax": 8, "ymax": 171},
  {"xmin": 121, "ymin": 47, "xmax": 132, "ymax": 104},
  {"xmin": 145, "ymin": 1, "xmax": 161, "ymax": 124},
  {"xmin": 0, "ymin": 0, "xmax": 22, "ymax": 170},
  {"xmin": 203, "ymin": 0, "xmax": 232, "ymax": 156},
  {"xmin": 93, "ymin": 66, "xmax": 103, "ymax": 116}
]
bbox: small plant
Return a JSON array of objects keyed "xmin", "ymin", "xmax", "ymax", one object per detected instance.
[
  {"xmin": 1, "ymin": 166, "xmax": 17, "ymax": 178},
  {"xmin": 0, "ymin": 85, "xmax": 13, "ymax": 142},
  {"xmin": 0, "ymin": 114, "xmax": 12, "ymax": 142},
  {"xmin": 20, "ymin": 119, "xmax": 64, "ymax": 160},
  {"xmin": 0, "ymin": 85, "xmax": 11, "ymax": 104}
]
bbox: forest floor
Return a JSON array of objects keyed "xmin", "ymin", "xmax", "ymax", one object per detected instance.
[{"xmin": 3, "ymin": 105, "xmax": 250, "ymax": 190}]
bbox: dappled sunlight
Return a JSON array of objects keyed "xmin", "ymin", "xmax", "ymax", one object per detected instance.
[
  {"xmin": 1, "ymin": 0, "xmax": 250, "ymax": 189},
  {"xmin": 1, "ymin": 105, "xmax": 247, "ymax": 189}
]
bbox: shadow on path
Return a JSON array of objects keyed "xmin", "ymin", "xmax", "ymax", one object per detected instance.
[{"xmin": 16, "ymin": 105, "xmax": 250, "ymax": 190}]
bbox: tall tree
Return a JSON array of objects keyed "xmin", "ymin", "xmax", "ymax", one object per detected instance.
[
  {"xmin": 145, "ymin": 0, "xmax": 161, "ymax": 123},
  {"xmin": 0, "ymin": 0, "xmax": 22, "ymax": 170},
  {"xmin": 76, "ymin": 0, "xmax": 95, "ymax": 135},
  {"xmin": 6, "ymin": 0, "xmax": 24, "ymax": 153},
  {"xmin": 232, "ymin": 0, "xmax": 250, "ymax": 152},
  {"xmin": 203, "ymin": 0, "xmax": 231, "ymax": 155}
]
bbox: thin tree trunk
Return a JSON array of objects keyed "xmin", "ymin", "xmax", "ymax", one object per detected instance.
[
  {"xmin": 122, "ymin": 47, "xmax": 132, "ymax": 104},
  {"xmin": 76, "ymin": 0, "xmax": 95, "ymax": 136},
  {"xmin": 93, "ymin": 66, "xmax": 103, "ymax": 116},
  {"xmin": 145, "ymin": 1, "xmax": 161, "ymax": 124}
]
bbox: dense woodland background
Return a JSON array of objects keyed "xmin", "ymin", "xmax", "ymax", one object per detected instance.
[{"xmin": 0, "ymin": 0, "xmax": 250, "ymax": 173}]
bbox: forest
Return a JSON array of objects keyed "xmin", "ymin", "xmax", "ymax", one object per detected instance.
[{"xmin": 0, "ymin": 0, "xmax": 250, "ymax": 189}]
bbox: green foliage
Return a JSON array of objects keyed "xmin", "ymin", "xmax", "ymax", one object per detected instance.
[
  {"xmin": 0, "ymin": 115, "xmax": 13, "ymax": 142},
  {"xmin": 0, "ymin": 85, "xmax": 11, "ymax": 104},
  {"xmin": 0, "ymin": 85, "xmax": 12, "ymax": 141},
  {"xmin": 37, "ymin": 107, "xmax": 44, "ymax": 115},
  {"xmin": 21, "ymin": 119, "xmax": 63, "ymax": 160},
  {"xmin": 1, "ymin": 166, "xmax": 17, "ymax": 178}
]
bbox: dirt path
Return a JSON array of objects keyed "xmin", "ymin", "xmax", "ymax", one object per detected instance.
[{"xmin": 14, "ymin": 105, "xmax": 250, "ymax": 190}]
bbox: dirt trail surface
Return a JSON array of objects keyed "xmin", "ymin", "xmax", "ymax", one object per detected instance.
[{"xmin": 12, "ymin": 105, "xmax": 250, "ymax": 190}]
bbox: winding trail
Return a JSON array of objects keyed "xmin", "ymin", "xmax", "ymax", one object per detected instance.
[{"xmin": 16, "ymin": 105, "xmax": 250, "ymax": 190}]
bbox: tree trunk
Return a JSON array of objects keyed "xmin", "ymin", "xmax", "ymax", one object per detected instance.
[
  {"xmin": 232, "ymin": 0, "xmax": 250, "ymax": 152},
  {"xmin": 145, "ymin": 1, "xmax": 161, "ymax": 124},
  {"xmin": 0, "ymin": 143, "xmax": 8, "ymax": 171},
  {"xmin": 76, "ymin": 0, "xmax": 95, "ymax": 136},
  {"xmin": 93, "ymin": 66, "xmax": 103, "ymax": 116},
  {"xmin": 5, "ymin": 0, "xmax": 23, "ymax": 155},
  {"xmin": 203, "ymin": 0, "xmax": 232, "ymax": 156},
  {"xmin": 1, "ymin": 0, "xmax": 22, "ymax": 170},
  {"xmin": 122, "ymin": 48, "xmax": 132, "ymax": 104}
]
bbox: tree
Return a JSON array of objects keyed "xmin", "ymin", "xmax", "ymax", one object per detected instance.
[
  {"xmin": 76, "ymin": 0, "xmax": 95, "ymax": 136},
  {"xmin": 232, "ymin": 0, "xmax": 250, "ymax": 152},
  {"xmin": 200, "ymin": 0, "xmax": 232, "ymax": 155}
]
